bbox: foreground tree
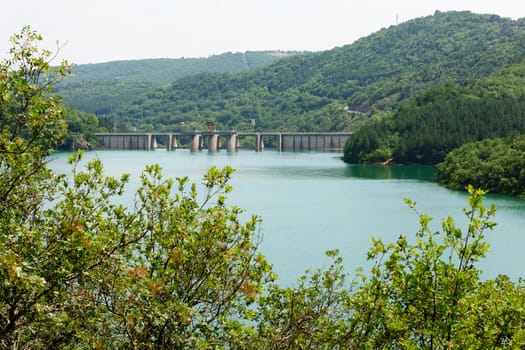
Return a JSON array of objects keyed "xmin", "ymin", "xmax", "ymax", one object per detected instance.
[
  {"xmin": 0, "ymin": 27, "xmax": 272, "ymax": 348},
  {"xmin": 1, "ymin": 27, "xmax": 525, "ymax": 349},
  {"xmin": 243, "ymin": 186, "xmax": 525, "ymax": 349},
  {"xmin": 344, "ymin": 186, "xmax": 525, "ymax": 348},
  {"xmin": 0, "ymin": 25, "xmax": 73, "ymax": 347},
  {"xmin": 80, "ymin": 164, "xmax": 273, "ymax": 348}
]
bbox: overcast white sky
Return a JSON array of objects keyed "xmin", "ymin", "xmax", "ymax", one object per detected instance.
[{"xmin": 1, "ymin": 0, "xmax": 523, "ymax": 64}]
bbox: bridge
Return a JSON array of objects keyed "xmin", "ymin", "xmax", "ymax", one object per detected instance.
[{"xmin": 94, "ymin": 131, "xmax": 352, "ymax": 152}]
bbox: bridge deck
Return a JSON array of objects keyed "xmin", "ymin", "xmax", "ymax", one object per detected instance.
[{"xmin": 94, "ymin": 131, "xmax": 352, "ymax": 152}]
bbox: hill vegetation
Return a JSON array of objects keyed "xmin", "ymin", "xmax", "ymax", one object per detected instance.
[
  {"xmin": 437, "ymin": 134, "xmax": 525, "ymax": 197},
  {"xmin": 96, "ymin": 11, "xmax": 525, "ymax": 134},
  {"xmin": 56, "ymin": 51, "xmax": 302, "ymax": 115},
  {"xmin": 55, "ymin": 11, "xmax": 525, "ymax": 195},
  {"xmin": 343, "ymin": 62, "xmax": 525, "ymax": 164}
]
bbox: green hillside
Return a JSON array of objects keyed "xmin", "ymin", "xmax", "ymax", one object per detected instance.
[
  {"xmin": 64, "ymin": 51, "xmax": 300, "ymax": 83},
  {"xmin": 56, "ymin": 51, "xmax": 301, "ymax": 115},
  {"xmin": 343, "ymin": 62, "xmax": 525, "ymax": 164},
  {"xmin": 437, "ymin": 134, "xmax": 525, "ymax": 197},
  {"xmin": 104, "ymin": 11, "xmax": 525, "ymax": 133}
]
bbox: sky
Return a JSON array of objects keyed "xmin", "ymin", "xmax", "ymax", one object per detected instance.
[{"xmin": 1, "ymin": 0, "xmax": 523, "ymax": 64}]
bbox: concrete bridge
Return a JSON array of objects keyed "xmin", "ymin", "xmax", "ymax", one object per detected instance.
[{"xmin": 94, "ymin": 131, "xmax": 352, "ymax": 152}]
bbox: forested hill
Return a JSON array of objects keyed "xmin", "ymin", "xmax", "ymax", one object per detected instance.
[
  {"xmin": 104, "ymin": 11, "xmax": 525, "ymax": 133},
  {"xmin": 343, "ymin": 62, "xmax": 525, "ymax": 164},
  {"xmin": 56, "ymin": 51, "xmax": 302, "ymax": 115},
  {"xmin": 64, "ymin": 51, "xmax": 301, "ymax": 83}
]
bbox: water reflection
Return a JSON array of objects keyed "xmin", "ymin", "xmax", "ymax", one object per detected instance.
[
  {"xmin": 344, "ymin": 164, "xmax": 437, "ymax": 181},
  {"xmin": 253, "ymin": 163, "xmax": 437, "ymax": 182}
]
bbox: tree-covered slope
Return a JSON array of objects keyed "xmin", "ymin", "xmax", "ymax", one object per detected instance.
[
  {"xmin": 437, "ymin": 134, "xmax": 525, "ymax": 197},
  {"xmin": 64, "ymin": 51, "xmax": 300, "ymax": 84},
  {"xmin": 343, "ymin": 61, "xmax": 525, "ymax": 164},
  {"xmin": 56, "ymin": 51, "xmax": 301, "ymax": 115},
  {"xmin": 107, "ymin": 11, "xmax": 525, "ymax": 133}
]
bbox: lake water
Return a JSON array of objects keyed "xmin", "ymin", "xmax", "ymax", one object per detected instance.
[{"xmin": 49, "ymin": 150, "xmax": 525, "ymax": 284}]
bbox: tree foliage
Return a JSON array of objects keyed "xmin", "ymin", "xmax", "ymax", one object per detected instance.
[
  {"xmin": 60, "ymin": 107, "xmax": 100, "ymax": 150},
  {"xmin": 344, "ymin": 62, "xmax": 525, "ymax": 165},
  {"xmin": 1, "ymin": 27, "xmax": 273, "ymax": 348},
  {"xmin": 437, "ymin": 134, "xmax": 525, "ymax": 197},
  {"xmin": 2, "ymin": 27, "xmax": 525, "ymax": 349},
  {"xmin": 100, "ymin": 11, "xmax": 525, "ymax": 134},
  {"xmin": 0, "ymin": 25, "xmax": 72, "ymax": 347},
  {"xmin": 56, "ymin": 52, "xmax": 302, "ymax": 116},
  {"xmin": 0, "ymin": 25, "xmax": 70, "ymax": 233},
  {"xmin": 243, "ymin": 187, "xmax": 525, "ymax": 349},
  {"xmin": 51, "ymin": 11, "xmax": 525, "ymax": 137}
]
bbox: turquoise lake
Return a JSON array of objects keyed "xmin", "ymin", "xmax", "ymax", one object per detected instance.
[{"xmin": 49, "ymin": 150, "xmax": 525, "ymax": 285}]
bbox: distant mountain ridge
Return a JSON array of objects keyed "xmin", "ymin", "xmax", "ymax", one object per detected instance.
[
  {"xmin": 102, "ymin": 11, "xmax": 525, "ymax": 133},
  {"xmin": 64, "ymin": 51, "xmax": 304, "ymax": 84},
  {"xmin": 56, "ymin": 51, "xmax": 305, "ymax": 115}
]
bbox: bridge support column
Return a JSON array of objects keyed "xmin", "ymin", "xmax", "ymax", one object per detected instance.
[
  {"xmin": 190, "ymin": 134, "xmax": 201, "ymax": 152},
  {"xmin": 151, "ymin": 136, "xmax": 158, "ymax": 150},
  {"xmin": 166, "ymin": 134, "xmax": 178, "ymax": 151},
  {"xmin": 208, "ymin": 134, "xmax": 219, "ymax": 152},
  {"xmin": 255, "ymin": 133, "xmax": 264, "ymax": 152},
  {"xmin": 146, "ymin": 134, "xmax": 152, "ymax": 151},
  {"xmin": 227, "ymin": 134, "xmax": 237, "ymax": 152},
  {"xmin": 167, "ymin": 134, "xmax": 173, "ymax": 151}
]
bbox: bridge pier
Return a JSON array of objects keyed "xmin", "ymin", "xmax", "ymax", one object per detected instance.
[
  {"xmin": 190, "ymin": 134, "xmax": 201, "ymax": 152},
  {"xmin": 208, "ymin": 134, "xmax": 219, "ymax": 152},
  {"xmin": 227, "ymin": 134, "xmax": 237, "ymax": 152},
  {"xmin": 151, "ymin": 135, "xmax": 157, "ymax": 150},
  {"xmin": 255, "ymin": 133, "xmax": 264, "ymax": 152},
  {"xmin": 166, "ymin": 134, "xmax": 178, "ymax": 151},
  {"xmin": 171, "ymin": 134, "xmax": 178, "ymax": 150},
  {"xmin": 167, "ymin": 134, "xmax": 172, "ymax": 151}
]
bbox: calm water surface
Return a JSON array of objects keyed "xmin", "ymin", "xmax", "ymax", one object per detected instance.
[{"xmin": 49, "ymin": 150, "xmax": 525, "ymax": 284}]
